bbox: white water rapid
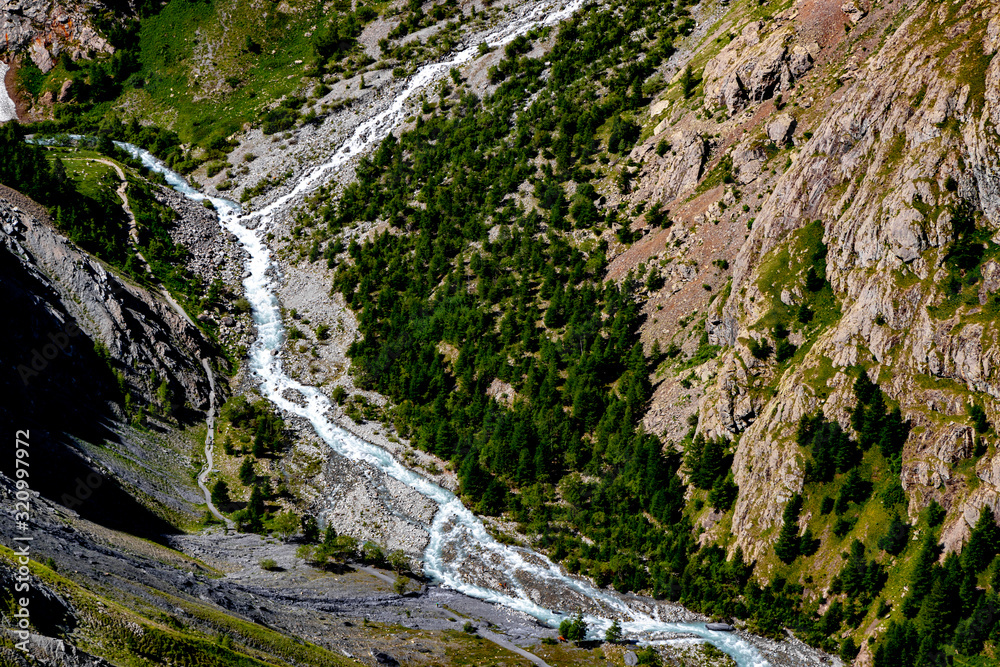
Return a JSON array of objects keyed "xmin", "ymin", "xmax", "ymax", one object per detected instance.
[
  {"xmin": 113, "ymin": 2, "xmax": 773, "ymax": 664},
  {"xmin": 0, "ymin": 62, "xmax": 18, "ymax": 123}
]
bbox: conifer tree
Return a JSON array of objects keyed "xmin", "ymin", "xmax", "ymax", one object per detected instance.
[
  {"xmin": 962, "ymin": 507, "xmax": 998, "ymax": 574},
  {"xmin": 239, "ymin": 457, "xmax": 256, "ymax": 486},
  {"xmin": 774, "ymin": 494, "xmax": 803, "ymax": 564},
  {"xmin": 902, "ymin": 535, "xmax": 939, "ymax": 617}
]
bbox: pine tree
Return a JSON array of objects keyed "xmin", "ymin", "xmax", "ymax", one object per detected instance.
[
  {"xmin": 709, "ymin": 472, "xmax": 738, "ymax": 512},
  {"xmin": 210, "ymin": 480, "xmax": 230, "ymax": 506},
  {"xmin": 300, "ymin": 514, "xmax": 320, "ymax": 543},
  {"xmin": 774, "ymin": 494, "xmax": 803, "ymax": 564},
  {"xmin": 878, "ymin": 514, "xmax": 910, "ymax": 556},
  {"xmin": 605, "ymin": 618, "xmax": 622, "ymax": 643},
  {"xmin": 854, "ymin": 370, "xmax": 877, "ymax": 404},
  {"xmin": 246, "ymin": 485, "xmax": 266, "ymax": 532},
  {"xmin": 680, "ymin": 65, "xmax": 695, "ymax": 98},
  {"xmin": 239, "ymin": 457, "xmax": 256, "ymax": 485},
  {"xmin": 835, "ymin": 467, "xmax": 869, "ymax": 514},
  {"xmin": 914, "ymin": 633, "xmax": 946, "ymax": 667},
  {"xmin": 964, "ymin": 506, "xmax": 1000, "ymax": 573},
  {"xmin": 959, "ymin": 563, "xmax": 980, "ymax": 616},
  {"xmin": 902, "ymin": 535, "xmax": 939, "ymax": 617},
  {"xmin": 839, "ymin": 637, "xmax": 859, "ymax": 662},
  {"xmin": 873, "ymin": 619, "xmax": 918, "ymax": 667}
]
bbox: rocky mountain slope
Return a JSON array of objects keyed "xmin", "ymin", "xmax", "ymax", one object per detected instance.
[
  {"xmin": 643, "ymin": 0, "xmax": 1000, "ymax": 562},
  {"xmin": 613, "ymin": 0, "xmax": 1000, "ymax": 658},
  {"xmin": 0, "ymin": 179, "xmax": 219, "ymax": 530}
]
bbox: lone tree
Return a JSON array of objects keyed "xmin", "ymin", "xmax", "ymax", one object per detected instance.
[
  {"xmin": 559, "ymin": 613, "xmax": 588, "ymax": 641},
  {"xmin": 272, "ymin": 511, "xmax": 299, "ymax": 541},
  {"xmin": 210, "ymin": 480, "xmax": 230, "ymax": 506},
  {"xmin": 605, "ymin": 618, "xmax": 623, "ymax": 644},
  {"xmin": 239, "ymin": 457, "xmax": 256, "ymax": 486},
  {"xmin": 774, "ymin": 493, "xmax": 803, "ymax": 564},
  {"xmin": 300, "ymin": 514, "xmax": 320, "ymax": 543}
]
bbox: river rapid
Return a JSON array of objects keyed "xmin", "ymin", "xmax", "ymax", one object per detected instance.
[
  {"xmin": 0, "ymin": 62, "xmax": 18, "ymax": 123},
  {"xmin": 116, "ymin": 1, "xmax": 774, "ymax": 663}
]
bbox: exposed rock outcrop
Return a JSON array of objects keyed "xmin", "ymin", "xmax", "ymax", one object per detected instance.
[
  {"xmin": 616, "ymin": 0, "xmax": 1000, "ymax": 570},
  {"xmin": 703, "ymin": 21, "xmax": 815, "ymax": 114},
  {"xmin": 0, "ymin": 1, "xmax": 114, "ymax": 71}
]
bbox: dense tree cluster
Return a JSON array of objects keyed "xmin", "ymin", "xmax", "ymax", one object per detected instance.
[
  {"xmin": 291, "ymin": 0, "xmax": 1000, "ymax": 660},
  {"xmin": 874, "ymin": 508, "xmax": 1000, "ymax": 667},
  {"xmin": 312, "ymin": 5, "xmax": 377, "ymax": 70},
  {"xmin": 850, "ymin": 371, "xmax": 909, "ymax": 473},
  {"xmin": 315, "ymin": 0, "xmax": 730, "ymax": 603},
  {"xmin": 222, "ymin": 395, "xmax": 288, "ymax": 458}
]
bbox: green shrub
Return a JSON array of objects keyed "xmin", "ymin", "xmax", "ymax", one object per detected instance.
[{"xmin": 261, "ymin": 107, "xmax": 298, "ymax": 135}]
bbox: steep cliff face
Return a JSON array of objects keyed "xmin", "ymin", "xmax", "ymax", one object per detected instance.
[
  {"xmin": 623, "ymin": 0, "xmax": 1000, "ymax": 574},
  {"xmin": 0, "ymin": 184, "xmax": 214, "ymax": 529}
]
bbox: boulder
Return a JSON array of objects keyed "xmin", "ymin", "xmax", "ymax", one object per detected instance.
[
  {"xmin": 841, "ymin": 0, "xmax": 867, "ymax": 23},
  {"xmin": 789, "ymin": 45, "xmax": 814, "ymax": 77},
  {"xmin": 980, "ymin": 259, "xmax": 1000, "ymax": 305},
  {"xmin": 737, "ymin": 159, "xmax": 762, "ymax": 184},
  {"xmin": 58, "ymin": 79, "xmax": 73, "ymax": 103},
  {"xmin": 29, "ymin": 40, "xmax": 54, "ymax": 73},
  {"xmin": 767, "ymin": 113, "xmax": 797, "ymax": 145},
  {"xmin": 747, "ymin": 42, "xmax": 788, "ymax": 101},
  {"xmin": 886, "ymin": 208, "xmax": 927, "ymax": 262},
  {"xmin": 370, "ymin": 650, "xmax": 398, "ymax": 666},
  {"xmin": 706, "ymin": 622, "xmax": 735, "ymax": 631},
  {"xmin": 720, "ymin": 73, "xmax": 747, "ymax": 115}
]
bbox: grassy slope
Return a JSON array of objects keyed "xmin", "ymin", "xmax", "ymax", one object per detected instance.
[{"xmin": 124, "ymin": 0, "xmax": 319, "ymax": 145}]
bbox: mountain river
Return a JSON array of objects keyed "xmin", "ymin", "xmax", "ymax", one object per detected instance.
[{"xmin": 111, "ymin": 1, "xmax": 774, "ymax": 663}]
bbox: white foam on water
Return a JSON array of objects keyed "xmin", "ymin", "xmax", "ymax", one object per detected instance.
[
  {"xmin": 0, "ymin": 62, "xmax": 18, "ymax": 123},
  {"xmin": 111, "ymin": 3, "xmax": 772, "ymax": 663}
]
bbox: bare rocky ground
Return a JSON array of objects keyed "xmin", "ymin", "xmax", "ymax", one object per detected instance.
[
  {"xmin": 0, "ymin": 469, "xmax": 834, "ymax": 667},
  {"xmin": 155, "ymin": 187, "xmax": 256, "ymax": 357}
]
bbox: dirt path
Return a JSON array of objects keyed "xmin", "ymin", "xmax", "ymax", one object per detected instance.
[
  {"xmin": 196, "ymin": 356, "xmax": 232, "ymax": 529},
  {"xmin": 478, "ymin": 629, "xmax": 552, "ymax": 667},
  {"xmin": 65, "ymin": 154, "xmax": 231, "ymax": 529}
]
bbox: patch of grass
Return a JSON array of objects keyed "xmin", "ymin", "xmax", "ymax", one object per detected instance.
[
  {"xmin": 753, "ymin": 220, "xmax": 841, "ymax": 334},
  {"xmin": 694, "ymin": 154, "xmax": 734, "ymax": 196},
  {"xmin": 441, "ymin": 629, "xmax": 525, "ymax": 666},
  {"xmin": 0, "ymin": 546, "xmax": 309, "ymax": 667},
  {"xmin": 117, "ymin": 0, "xmax": 380, "ymax": 148},
  {"xmin": 958, "ymin": 51, "xmax": 995, "ymax": 116},
  {"xmin": 879, "ymin": 132, "xmax": 907, "ymax": 175},
  {"xmin": 533, "ymin": 641, "xmax": 610, "ymax": 667},
  {"xmin": 16, "ymin": 61, "xmax": 46, "ymax": 96},
  {"xmin": 149, "ymin": 591, "xmax": 357, "ymax": 667},
  {"xmin": 802, "ymin": 354, "xmax": 839, "ymax": 401}
]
